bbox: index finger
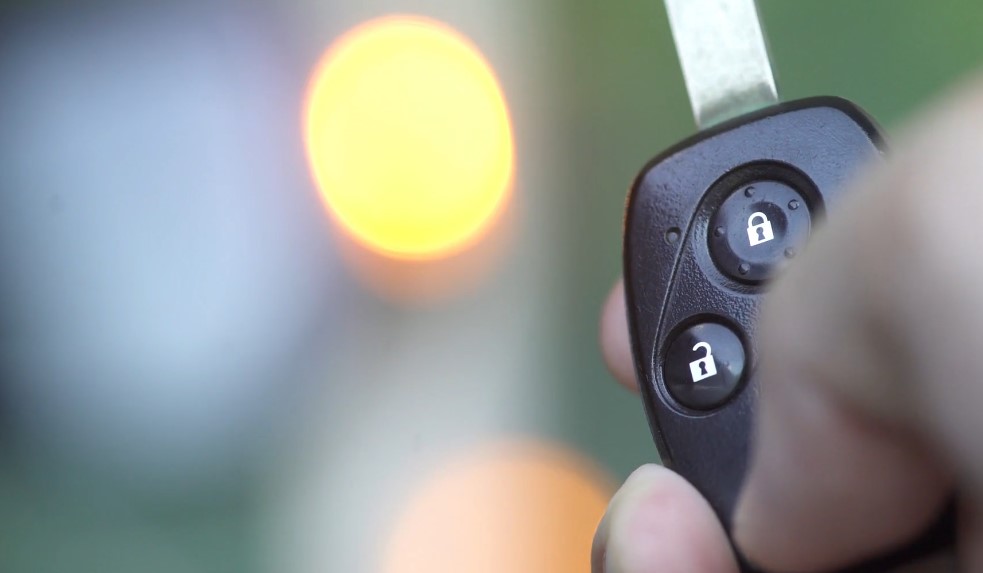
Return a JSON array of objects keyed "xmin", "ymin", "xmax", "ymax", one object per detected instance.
[
  {"xmin": 601, "ymin": 279, "xmax": 640, "ymax": 392},
  {"xmin": 735, "ymin": 76, "xmax": 983, "ymax": 571}
]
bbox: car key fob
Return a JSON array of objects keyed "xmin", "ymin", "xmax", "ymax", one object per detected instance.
[{"xmin": 623, "ymin": 1, "xmax": 955, "ymax": 570}]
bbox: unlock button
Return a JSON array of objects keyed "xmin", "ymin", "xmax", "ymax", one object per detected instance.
[
  {"xmin": 689, "ymin": 342, "xmax": 717, "ymax": 382},
  {"xmin": 664, "ymin": 322, "xmax": 746, "ymax": 410}
]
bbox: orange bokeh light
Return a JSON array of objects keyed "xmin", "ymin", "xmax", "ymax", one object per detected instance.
[
  {"xmin": 304, "ymin": 16, "xmax": 514, "ymax": 260},
  {"xmin": 382, "ymin": 442, "xmax": 613, "ymax": 573}
]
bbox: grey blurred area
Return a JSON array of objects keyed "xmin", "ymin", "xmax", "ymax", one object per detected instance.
[
  {"xmin": 0, "ymin": 1, "xmax": 343, "ymax": 571},
  {"xmin": 0, "ymin": 0, "xmax": 338, "ymax": 488}
]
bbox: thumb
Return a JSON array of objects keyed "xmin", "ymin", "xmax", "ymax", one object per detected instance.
[{"xmin": 734, "ymin": 75, "xmax": 983, "ymax": 572}]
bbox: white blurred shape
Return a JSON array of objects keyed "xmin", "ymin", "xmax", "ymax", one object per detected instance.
[
  {"xmin": 267, "ymin": 1, "xmax": 569, "ymax": 571},
  {"xmin": 0, "ymin": 3, "xmax": 339, "ymax": 494}
]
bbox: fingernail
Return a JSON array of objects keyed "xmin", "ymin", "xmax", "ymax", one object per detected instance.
[
  {"xmin": 597, "ymin": 464, "xmax": 739, "ymax": 573},
  {"xmin": 593, "ymin": 464, "xmax": 665, "ymax": 573}
]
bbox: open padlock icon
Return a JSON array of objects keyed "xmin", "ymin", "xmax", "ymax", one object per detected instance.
[
  {"xmin": 688, "ymin": 342, "xmax": 717, "ymax": 382},
  {"xmin": 746, "ymin": 212, "xmax": 775, "ymax": 246}
]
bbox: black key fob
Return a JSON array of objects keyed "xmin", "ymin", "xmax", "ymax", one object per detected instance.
[{"xmin": 622, "ymin": 98, "xmax": 954, "ymax": 570}]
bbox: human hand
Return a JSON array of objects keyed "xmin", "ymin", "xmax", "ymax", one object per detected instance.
[{"xmin": 593, "ymin": 77, "xmax": 983, "ymax": 572}]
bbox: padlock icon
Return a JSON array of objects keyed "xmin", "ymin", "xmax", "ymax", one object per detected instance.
[
  {"xmin": 746, "ymin": 212, "xmax": 775, "ymax": 246},
  {"xmin": 688, "ymin": 342, "xmax": 717, "ymax": 382}
]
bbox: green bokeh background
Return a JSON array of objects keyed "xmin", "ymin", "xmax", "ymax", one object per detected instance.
[{"xmin": 552, "ymin": 0, "xmax": 983, "ymax": 483}]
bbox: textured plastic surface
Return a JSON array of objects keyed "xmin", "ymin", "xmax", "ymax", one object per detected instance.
[{"xmin": 623, "ymin": 97, "xmax": 953, "ymax": 570}]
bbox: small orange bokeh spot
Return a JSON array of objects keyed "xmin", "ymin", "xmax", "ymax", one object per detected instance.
[
  {"xmin": 382, "ymin": 442, "xmax": 613, "ymax": 573},
  {"xmin": 304, "ymin": 16, "xmax": 514, "ymax": 260}
]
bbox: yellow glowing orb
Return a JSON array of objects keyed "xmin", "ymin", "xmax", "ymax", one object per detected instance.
[
  {"xmin": 383, "ymin": 442, "xmax": 613, "ymax": 573},
  {"xmin": 304, "ymin": 16, "xmax": 514, "ymax": 260}
]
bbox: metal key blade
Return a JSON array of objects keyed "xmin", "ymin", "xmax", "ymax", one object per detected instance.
[{"xmin": 664, "ymin": 0, "xmax": 778, "ymax": 129}]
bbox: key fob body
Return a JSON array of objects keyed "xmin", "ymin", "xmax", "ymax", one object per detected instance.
[{"xmin": 624, "ymin": 96, "xmax": 953, "ymax": 569}]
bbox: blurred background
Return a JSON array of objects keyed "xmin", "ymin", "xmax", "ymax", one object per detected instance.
[{"xmin": 0, "ymin": 1, "xmax": 981, "ymax": 571}]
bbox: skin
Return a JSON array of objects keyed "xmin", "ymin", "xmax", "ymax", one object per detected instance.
[{"xmin": 594, "ymin": 75, "xmax": 983, "ymax": 572}]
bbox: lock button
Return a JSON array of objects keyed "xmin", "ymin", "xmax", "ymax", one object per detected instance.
[
  {"xmin": 709, "ymin": 180, "xmax": 812, "ymax": 284},
  {"xmin": 664, "ymin": 322, "xmax": 746, "ymax": 411},
  {"xmin": 746, "ymin": 212, "xmax": 775, "ymax": 246}
]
